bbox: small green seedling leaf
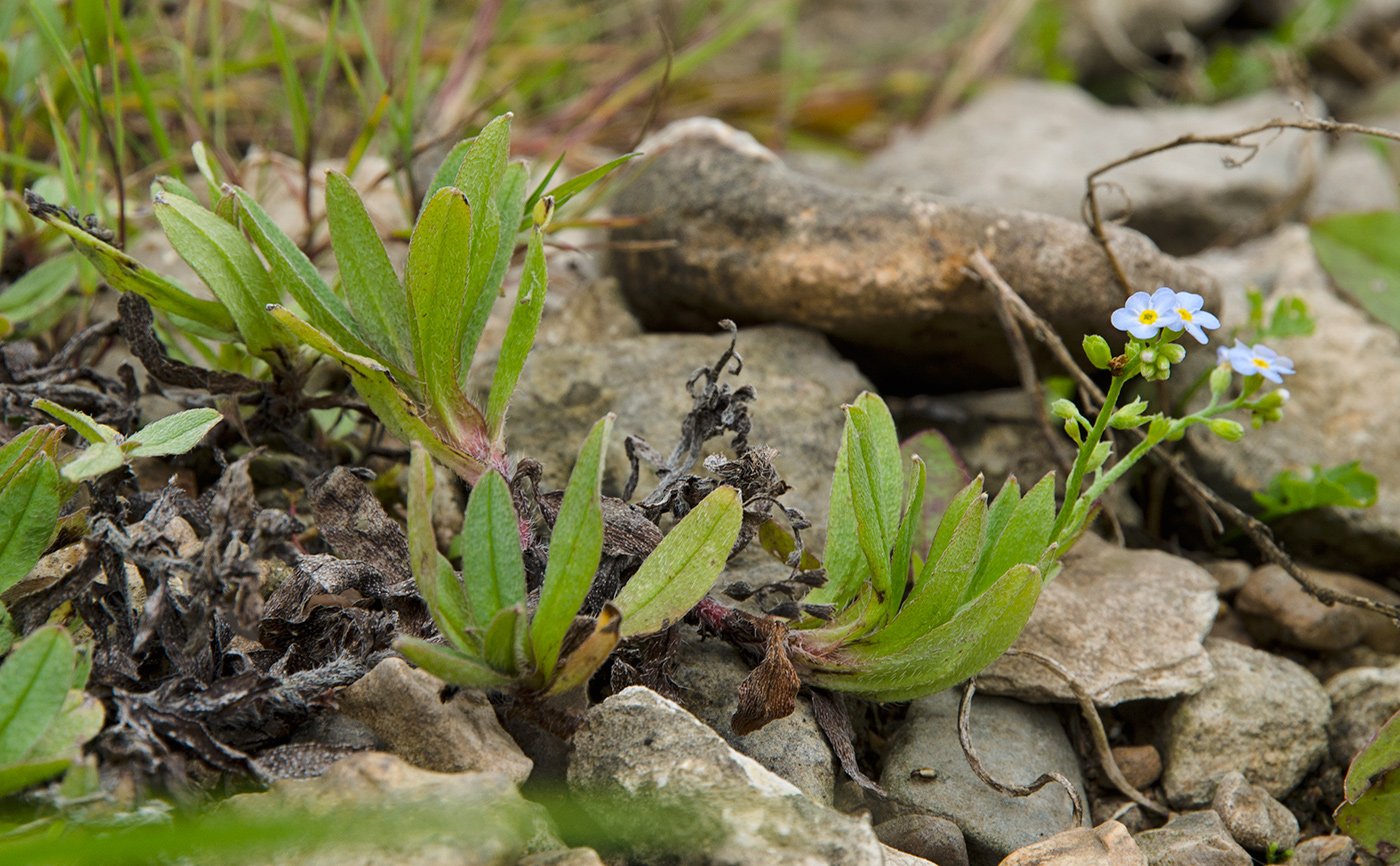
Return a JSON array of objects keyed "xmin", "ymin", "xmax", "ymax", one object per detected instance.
[
  {"xmin": 614, "ymin": 485, "xmax": 744, "ymax": 637},
  {"xmin": 486, "ymin": 223, "xmax": 547, "ymax": 442},
  {"xmin": 61, "ymin": 442, "xmax": 124, "ymax": 482},
  {"xmin": 393, "ymin": 636, "xmax": 512, "ymax": 689},
  {"xmin": 325, "ymin": 171, "xmax": 415, "ymax": 371},
  {"xmin": 458, "ymin": 470, "xmax": 526, "ymax": 628},
  {"xmin": 0, "ymin": 455, "xmax": 61, "ymax": 594},
  {"xmin": 407, "ymin": 187, "xmax": 476, "ymax": 429},
  {"xmin": 888, "ymin": 457, "xmax": 926, "ymax": 611},
  {"xmin": 124, "ymin": 408, "xmax": 222, "ymax": 458},
  {"xmin": 407, "ymin": 444, "xmax": 476, "ymax": 653},
  {"xmin": 32, "ymin": 399, "xmax": 118, "ymax": 445},
  {"xmin": 520, "ymin": 152, "xmax": 639, "ymax": 231},
  {"xmin": 530, "ymin": 414, "xmax": 612, "ymax": 680},
  {"xmin": 0, "ymin": 626, "xmax": 76, "ymax": 765},
  {"xmin": 1254, "ymin": 461, "xmax": 1378, "ymax": 522}
]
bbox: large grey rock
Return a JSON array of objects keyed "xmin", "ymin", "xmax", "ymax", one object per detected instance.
[
  {"xmin": 336, "ymin": 659, "xmax": 532, "ymax": 784},
  {"xmin": 997, "ymin": 821, "xmax": 1147, "ymax": 866},
  {"xmin": 880, "ymin": 690, "xmax": 1087, "ymax": 866},
  {"xmin": 567, "ymin": 686, "xmax": 885, "ymax": 866},
  {"xmin": 1325, "ymin": 662, "xmax": 1400, "ymax": 765},
  {"xmin": 1186, "ymin": 224, "xmax": 1400, "ymax": 577},
  {"xmin": 1210, "ymin": 771, "xmax": 1300, "ymax": 854},
  {"xmin": 1159, "ymin": 638, "xmax": 1330, "ymax": 808},
  {"xmin": 1133, "ymin": 811, "xmax": 1251, "ymax": 866},
  {"xmin": 1303, "ymin": 139, "xmax": 1400, "ymax": 220},
  {"xmin": 861, "ymin": 82, "xmax": 1320, "ymax": 255},
  {"xmin": 671, "ymin": 632, "xmax": 835, "ymax": 805},
  {"xmin": 1234, "ymin": 564, "xmax": 1400, "ymax": 652},
  {"xmin": 875, "ymin": 814, "xmax": 970, "ymax": 866},
  {"xmin": 610, "ymin": 117, "xmax": 1218, "ymax": 390},
  {"xmin": 978, "ymin": 533, "xmax": 1217, "ymax": 706},
  {"xmin": 222, "ymin": 752, "xmax": 553, "ymax": 866},
  {"xmin": 503, "ymin": 325, "xmax": 869, "ymax": 551}
]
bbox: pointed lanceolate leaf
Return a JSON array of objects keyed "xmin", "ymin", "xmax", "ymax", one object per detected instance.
[
  {"xmin": 614, "ymin": 486, "xmax": 744, "ymax": 638},
  {"xmin": 35, "ymin": 207, "xmax": 238, "ymax": 339},
  {"xmin": 31, "ymin": 398, "xmax": 119, "ymax": 445},
  {"xmin": 483, "ymin": 606, "xmax": 523, "ymax": 676},
  {"xmin": 0, "ymin": 626, "xmax": 76, "ymax": 764},
  {"xmin": 393, "ymin": 636, "xmax": 511, "ymax": 689},
  {"xmin": 124, "ymin": 408, "xmax": 222, "ymax": 458},
  {"xmin": 870, "ymin": 492, "xmax": 987, "ymax": 656},
  {"xmin": 0, "ymin": 456, "xmax": 61, "ymax": 594},
  {"xmin": 408, "ymin": 444, "xmax": 476, "ymax": 653},
  {"xmin": 153, "ymin": 190, "xmax": 283, "ymax": 357},
  {"xmin": 920, "ymin": 475, "xmax": 984, "ymax": 582},
  {"xmin": 804, "ymin": 413, "xmax": 862, "ymax": 608},
  {"xmin": 61, "ymin": 442, "xmax": 124, "ymax": 482},
  {"xmin": 845, "ymin": 404, "xmax": 893, "ymax": 616},
  {"xmin": 901, "ymin": 429, "xmax": 971, "ymax": 557},
  {"xmin": 530, "ymin": 414, "xmax": 612, "ymax": 680},
  {"xmin": 268, "ymin": 306, "xmax": 488, "ymax": 484},
  {"xmin": 325, "ymin": 171, "xmax": 414, "ymax": 372},
  {"xmin": 888, "ymin": 456, "xmax": 926, "ymax": 617},
  {"xmin": 546, "ymin": 604, "xmax": 621, "ymax": 695},
  {"xmin": 421, "ymin": 139, "xmax": 474, "ymax": 211},
  {"xmin": 486, "ymin": 224, "xmax": 546, "ymax": 442},
  {"xmin": 968, "ymin": 472, "xmax": 1056, "ymax": 601},
  {"xmin": 227, "ymin": 183, "xmax": 373, "ymax": 360},
  {"xmin": 458, "ymin": 470, "xmax": 526, "ymax": 628},
  {"xmin": 407, "ymin": 187, "xmax": 476, "ymax": 429},
  {"xmin": 973, "ymin": 475, "xmax": 1020, "ymax": 588},
  {"xmin": 854, "ymin": 392, "xmax": 902, "ymax": 539},
  {"xmin": 454, "ymin": 114, "xmax": 512, "ymax": 384},
  {"xmin": 520, "ymin": 153, "xmax": 639, "ymax": 231}
]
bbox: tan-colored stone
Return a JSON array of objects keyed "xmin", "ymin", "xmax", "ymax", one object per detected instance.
[
  {"xmin": 1235, "ymin": 564, "xmax": 1400, "ymax": 652},
  {"xmin": 997, "ymin": 821, "xmax": 1146, "ymax": 865}
]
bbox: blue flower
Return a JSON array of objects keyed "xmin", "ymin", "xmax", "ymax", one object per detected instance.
[
  {"xmin": 1227, "ymin": 340, "xmax": 1295, "ymax": 384},
  {"xmin": 1111, "ymin": 288, "xmax": 1181, "ymax": 340},
  {"xmin": 1169, "ymin": 291, "xmax": 1221, "ymax": 344}
]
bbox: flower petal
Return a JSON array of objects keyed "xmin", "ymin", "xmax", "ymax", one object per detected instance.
[
  {"xmin": 1174, "ymin": 292, "xmax": 1205, "ymax": 313},
  {"xmin": 1193, "ymin": 310, "xmax": 1221, "ymax": 330},
  {"xmin": 1124, "ymin": 292, "xmax": 1151, "ymax": 314},
  {"xmin": 1128, "ymin": 322, "xmax": 1161, "ymax": 340}
]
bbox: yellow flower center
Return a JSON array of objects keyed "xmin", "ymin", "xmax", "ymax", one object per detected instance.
[
  {"xmin": 1177, "ymin": 309, "xmax": 1193, "ymax": 322},
  {"xmin": 1139, "ymin": 310, "xmax": 1158, "ymax": 325},
  {"xmin": 1252, "ymin": 358, "xmax": 1270, "ymax": 369}
]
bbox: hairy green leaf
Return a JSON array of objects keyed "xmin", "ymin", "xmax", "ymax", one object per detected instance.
[
  {"xmin": 614, "ymin": 486, "xmax": 743, "ymax": 638},
  {"xmin": 408, "ymin": 444, "xmax": 476, "ymax": 653},
  {"xmin": 530, "ymin": 414, "xmax": 611, "ymax": 680},
  {"xmin": 32, "ymin": 398, "xmax": 119, "ymax": 444},
  {"xmin": 62, "ymin": 442, "xmax": 125, "ymax": 482},
  {"xmin": 421, "ymin": 139, "xmax": 473, "ymax": 210},
  {"xmin": 486, "ymin": 224, "xmax": 547, "ymax": 442},
  {"xmin": 407, "ymin": 187, "xmax": 476, "ymax": 427},
  {"xmin": 453, "ymin": 115, "xmax": 511, "ymax": 384},
  {"xmin": 1311, "ymin": 211, "xmax": 1400, "ymax": 333},
  {"xmin": 458, "ymin": 470, "xmax": 526, "ymax": 628},
  {"xmin": 482, "ymin": 606, "xmax": 523, "ymax": 676},
  {"xmin": 153, "ymin": 190, "xmax": 282, "ymax": 357},
  {"xmin": 0, "ymin": 626, "xmax": 76, "ymax": 765},
  {"xmin": 393, "ymin": 636, "xmax": 511, "ymax": 689},
  {"xmin": 920, "ymin": 475, "xmax": 985, "ymax": 582},
  {"xmin": 125, "ymin": 408, "xmax": 222, "ymax": 458},
  {"xmin": 23, "ymin": 690, "xmax": 102, "ymax": 764},
  {"xmin": 804, "ymin": 415, "xmax": 861, "ymax": 608},
  {"xmin": 0, "ymin": 455, "xmax": 61, "ymax": 594},
  {"xmin": 900, "ymin": 429, "xmax": 970, "ymax": 558},
  {"xmin": 888, "ymin": 456, "xmax": 926, "ymax": 615},
  {"xmin": 325, "ymin": 170, "xmax": 414, "ymax": 371},
  {"xmin": 0, "ymin": 426, "xmax": 62, "ymax": 491},
  {"xmin": 974, "ymin": 475, "xmax": 1020, "ymax": 585},
  {"xmin": 968, "ymin": 472, "xmax": 1055, "ymax": 601},
  {"xmin": 1338, "ymin": 709, "xmax": 1400, "ymax": 862},
  {"xmin": 845, "ymin": 405, "xmax": 893, "ymax": 612}
]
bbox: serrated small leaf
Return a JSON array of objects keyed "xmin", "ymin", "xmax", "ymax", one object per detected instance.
[
  {"xmin": 31, "ymin": 398, "xmax": 118, "ymax": 444},
  {"xmin": 614, "ymin": 486, "xmax": 743, "ymax": 638},
  {"xmin": 408, "ymin": 444, "xmax": 476, "ymax": 654},
  {"xmin": 546, "ymin": 604, "xmax": 621, "ymax": 695},
  {"xmin": 407, "ymin": 187, "xmax": 476, "ymax": 429},
  {"xmin": 486, "ymin": 225, "xmax": 546, "ymax": 442},
  {"xmin": 153, "ymin": 190, "xmax": 283, "ymax": 357},
  {"xmin": 61, "ymin": 442, "xmax": 125, "ymax": 482},
  {"xmin": 124, "ymin": 408, "xmax": 222, "ymax": 458},
  {"xmin": 0, "ymin": 456, "xmax": 61, "ymax": 594},
  {"xmin": 0, "ymin": 626, "xmax": 76, "ymax": 765},
  {"xmin": 325, "ymin": 170, "xmax": 414, "ymax": 371},
  {"xmin": 393, "ymin": 636, "xmax": 512, "ymax": 689},
  {"xmin": 967, "ymin": 472, "xmax": 1056, "ymax": 602},
  {"xmin": 458, "ymin": 470, "xmax": 526, "ymax": 628},
  {"xmin": 530, "ymin": 414, "xmax": 611, "ymax": 680}
]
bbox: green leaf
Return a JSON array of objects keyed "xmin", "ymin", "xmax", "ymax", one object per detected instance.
[
  {"xmin": 973, "ymin": 475, "xmax": 1020, "ymax": 587},
  {"xmin": 757, "ymin": 520, "xmax": 821, "ymax": 571},
  {"xmin": 226, "ymin": 183, "xmax": 373, "ymax": 360},
  {"xmin": 1254, "ymin": 461, "xmax": 1379, "ymax": 521},
  {"xmin": 421, "ymin": 139, "xmax": 473, "ymax": 210},
  {"xmin": 454, "ymin": 114, "xmax": 512, "ymax": 216},
  {"xmin": 458, "ymin": 470, "xmax": 526, "ymax": 628},
  {"xmin": 268, "ymin": 305, "xmax": 489, "ymax": 484},
  {"xmin": 813, "ymin": 563, "xmax": 1041, "ymax": 702},
  {"xmin": 804, "ymin": 414, "xmax": 862, "ymax": 608},
  {"xmin": 520, "ymin": 153, "xmax": 638, "ymax": 231},
  {"xmin": 482, "ymin": 606, "xmax": 523, "ymax": 676},
  {"xmin": 452, "ymin": 115, "xmax": 512, "ymax": 384},
  {"xmin": 32, "ymin": 398, "xmax": 119, "ymax": 444},
  {"xmin": 0, "ymin": 455, "xmax": 61, "ymax": 595},
  {"xmin": 0, "ymin": 757, "xmax": 72, "ymax": 798},
  {"xmin": 124, "ymin": 408, "xmax": 222, "ymax": 458},
  {"xmin": 900, "ymin": 429, "xmax": 970, "ymax": 558},
  {"xmin": 325, "ymin": 170, "xmax": 414, "ymax": 371},
  {"xmin": 521, "ymin": 153, "xmax": 565, "ymax": 224},
  {"xmin": 153, "ymin": 190, "xmax": 283, "ymax": 357},
  {"xmin": 23, "ymin": 690, "xmax": 102, "ymax": 763},
  {"xmin": 1337, "ymin": 709, "xmax": 1400, "ymax": 862},
  {"xmin": 1345, "ymin": 709, "xmax": 1400, "ymax": 803},
  {"xmin": 0, "ymin": 254, "xmax": 77, "ymax": 322},
  {"xmin": 1311, "ymin": 211, "xmax": 1400, "ymax": 333},
  {"xmin": 407, "ymin": 187, "xmax": 476, "ymax": 428},
  {"xmin": 888, "ymin": 457, "xmax": 926, "ymax": 614},
  {"xmin": 530, "ymin": 414, "xmax": 612, "ymax": 680},
  {"xmin": 846, "ymin": 401, "xmax": 901, "ymax": 618},
  {"xmin": 0, "ymin": 426, "xmax": 62, "ymax": 490},
  {"xmin": 393, "ymin": 636, "xmax": 512, "ymax": 689},
  {"xmin": 921, "ymin": 475, "xmax": 985, "ymax": 580},
  {"xmin": 871, "ymin": 492, "xmax": 988, "ymax": 656},
  {"xmin": 191, "ymin": 141, "xmax": 223, "ymax": 194},
  {"xmin": 36, "ymin": 214, "xmax": 239, "ymax": 339},
  {"xmin": 0, "ymin": 626, "xmax": 76, "ymax": 764},
  {"xmin": 614, "ymin": 486, "xmax": 743, "ymax": 638},
  {"xmin": 486, "ymin": 224, "xmax": 546, "ymax": 442},
  {"xmin": 967, "ymin": 472, "xmax": 1056, "ymax": 601},
  {"xmin": 407, "ymin": 444, "xmax": 477, "ymax": 653},
  {"xmin": 61, "ymin": 442, "xmax": 125, "ymax": 482}
]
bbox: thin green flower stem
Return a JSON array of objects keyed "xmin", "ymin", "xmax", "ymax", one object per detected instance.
[{"xmin": 1052, "ymin": 373, "xmax": 1125, "ymax": 540}]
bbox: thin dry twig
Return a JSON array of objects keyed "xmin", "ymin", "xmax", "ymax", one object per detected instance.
[
  {"xmin": 1084, "ymin": 108, "xmax": 1400, "ymax": 296},
  {"xmin": 959, "ymin": 678, "xmax": 1086, "ymax": 828},
  {"xmin": 1001, "ymin": 649, "xmax": 1168, "ymax": 818},
  {"xmin": 627, "ymin": 18, "xmax": 674, "ymax": 154}
]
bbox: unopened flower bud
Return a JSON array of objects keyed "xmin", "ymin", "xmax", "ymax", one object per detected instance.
[
  {"xmin": 1209, "ymin": 363, "xmax": 1232, "ymax": 398},
  {"xmin": 1051, "ymin": 399, "xmax": 1076, "ymax": 420},
  {"xmin": 1082, "ymin": 335, "xmax": 1112, "ymax": 370},
  {"xmin": 1208, "ymin": 418, "xmax": 1244, "ymax": 441},
  {"xmin": 1140, "ymin": 347, "xmax": 1157, "ymax": 364},
  {"xmin": 533, "ymin": 195, "xmax": 555, "ymax": 229},
  {"xmin": 1160, "ymin": 342, "xmax": 1186, "ymax": 364}
]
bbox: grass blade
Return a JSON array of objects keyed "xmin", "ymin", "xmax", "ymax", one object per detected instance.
[
  {"xmin": 530, "ymin": 414, "xmax": 612, "ymax": 680},
  {"xmin": 614, "ymin": 485, "xmax": 743, "ymax": 638}
]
